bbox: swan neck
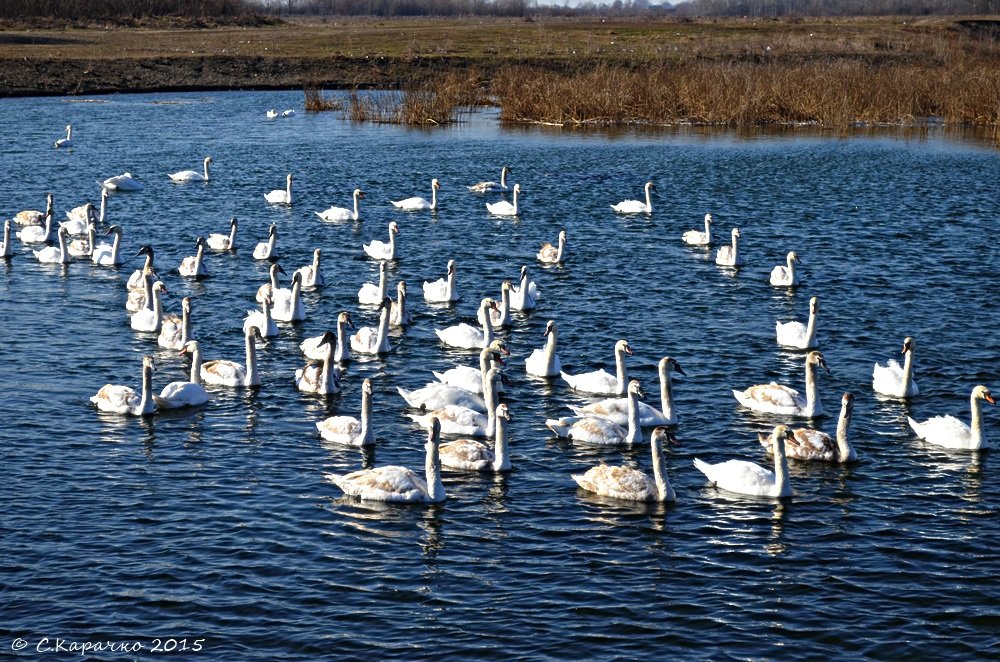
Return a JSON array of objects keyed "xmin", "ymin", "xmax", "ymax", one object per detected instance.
[
  {"xmin": 228, "ymin": 223, "xmax": 237, "ymax": 246},
  {"xmin": 615, "ymin": 347, "xmax": 629, "ymax": 395},
  {"xmin": 1, "ymin": 222, "xmax": 9, "ymax": 256},
  {"xmin": 203, "ymin": 160, "xmax": 211, "ymax": 180},
  {"xmin": 644, "ymin": 186, "xmax": 652, "ymax": 211},
  {"xmin": 901, "ymin": 348, "xmax": 914, "ymax": 395},
  {"xmin": 111, "ymin": 229, "xmax": 121, "ymax": 260},
  {"xmin": 659, "ymin": 364, "xmax": 675, "ymax": 421},
  {"xmin": 430, "ymin": 183, "xmax": 437, "ymax": 210},
  {"xmin": 152, "ymin": 287, "xmax": 163, "ymax": 320},
  {"xmin": 650, "ymin": 436, "xmax": 674, "ymax": 502},
  {"xmin": 556, "ymin": 235, "xmax": 566, "ymax": 261},
  {"xmin": 181, "ymin": 305, "xmax": 191, "ymax": 345},
  {"xmin": 376, "ymin": 304, "xmax": 391, "ymax": 351},
  {"xmin": 320, "ymin": 345, "xmax": 336, "ymax": 392},
  {"xmin": 189, "ymin": 345, "xmax": 202, "ymax": 384},
  {"xmin": 493, "ymin": 415, "xmax": 511, "ymax": 472},
  {"xmin": 482, "ymin": 306, "xmax": 495, "ymax": 347},
  {"xmin": 774, "ymin": 436, "xmax": 791, "ymax": 495},
  {"xmin": 98, "ymin": 195, "xmax": 106, "ymax": 224},
  {"xmin": 804, "ymin": 306, "xmax": 817, "ymax": 346},
  {"xmin": 804, "ymin": 360, "xmax": 820, "ymax": 415},
  {"xmin": 971, "ymin": 392, "xmax": 985, "ymax": 448},
  {"xmin": 335, "ymin": 321, "xmax": 350, "ymax": 361},
  {"xmin": 360, "ymin": 388, "xmax": 374, "ymax": 444},
  {"xmin": 245, "ymin": 332, "xmax": 259, "ymax": 386},
  {"xmin": 425, "ymin": 439, "xmax": 444, "ymax": 501},
  {"xmin": 139, "ymin": 363, "xmax": 154, "ymax": 414},
  {"xmin": 836, "ymin": 405, "xmax": 853, "ymax": 462},
  {"xmin": 483, "ymin": 373, "xmax": 499, "ymax": 437},
  {"xmin": 626, "ymin": 388, "xmax": 642, "ymax": 444},
  {"xmin": 544, "ymin": 327, "xmax": 558, "ymax": 373}
]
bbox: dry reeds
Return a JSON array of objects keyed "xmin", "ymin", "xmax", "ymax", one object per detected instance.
[
  {"xmin": 303, "ymin": 83, "xmax": 342, "ymax": 112},
  {"xmin": 346, "ymin": 69, "xmax": 485, "ymax": 125}
]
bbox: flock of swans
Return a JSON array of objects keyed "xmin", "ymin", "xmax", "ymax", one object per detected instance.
[{"xmin": 9, "ymin": 127, "xmax": 995, "ymax": 509}]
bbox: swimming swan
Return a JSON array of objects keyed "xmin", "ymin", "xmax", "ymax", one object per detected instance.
[
  {"xmin": 14, "ymin": 192, "xmax": 53, "ymax": 227},
  {"xmin": 546, "ymin": 379, "xmax": 645, "ymax": 446},
  {"xmin": 715, "ymin": 228, "xmax": 744, "ymax": 267},
  {"xmin": 537, "ymin": 230, "xmax": 567, "ymax": 264},
  {"xmin": 130, "ymin": 281, "xmax": 167, "ymax": 332},
  {"xmin": 440, "ymin": 403, "xmax": 513, "ymax": 472},
  {"xmin": 467, "ymin": 165, "xmax": 511, "ymax": 193},
  {"xmin": 363, "ymin": 221, "xmax": 399, "ymax": 261},
  {"xmin": 350, "ymin": 297, "xmax": 392, "ymax": 354},
  {"xmin": 91, "ymin": 355, "xmax": 155, "ymax": 416},
  {"xmin": 169, "ymin": 156, "xmax": 212, "ymax": 182},
  {"xmin": 776, "ymin": 296, "xmax": 819, "ymax": 350},
  {"xmin": 510, "ymin": 265, "xmax": 538, "ymax": 311},
  {"xmin": 200, "ymin": 326, "xmax": 264, "ymax": 387},
  {"xmin": 244, "ymin": 294, "xmax": 278, "ymax": 338},
  {"xmin": 55, "ymin": 124, "xmax": 73, "ymax": 148},
  {"xmin": 770, "ymin": 251, "xmax": 802, "ymax": 287},
  {"xmin": 178, "ymin": 236, "xmax": 208, "ymax": 278},
  {"xmin": 567, "ymin": 356, "xmax": 685, "ymax": 427},
  {"xmin": 432, "ymin": 341, "xmax": 510, "ymax": 395},
  {"xmin": 159, "ymin": 296, "xmax": 193, "ymax": 349},
  {"xmin": 256, "ymin": 262, "xmax": 285, "ymax": 304},
  {"xmin": 759, "ymin": 392, "xmax": 856, "ymax": 462},
  {"xmin": 561, "ymin": 339, "xmax": 634, "ymax": 396},
  {"xmin": 682, "ymin": 213, "xmax": 713, "ymax": 246},
  {"xmin": 907, "ymin": 385, "xmax": 995, "ymax": 450},
  {"xmin": 295, "ymin": 331, "xmax": 342, "ymax": 394},
  {"xmin": 694, "ymin": 425, "xmax": 794, "ymax": 498},
  {"xmin": 265, "ymin": 174, "xmax": 292, "ymax": 205},
  {"xmin": 435, "ymin": 298, "xmax": 499, "ymax": 350},
  {"xmin": 32, "ymin": 226, "xmax": 70, "ymax": 264},
  {"xmin": 302, "ymin": 311, "xmax": 354, "ymax": 361},
  {"xmin": 572, "ymin": 427, "xmax": 678, "ymax": 502},
  {"xmin": 99, "ymin": 172, "xmax": 144, "ymax": 192},
  {"xmin": 392, "ymin": 178, "xmax": 440, "ymax": 211},
  {"xmin": 272, "ymin": 271, "xmax": 305, "ymax": 322},
  {"xmin": 206, "ymin": 217, "xmax": 238, "ymax": 251},
  {"xmin": 253, "ymin": 224, "xmax": 278, "ymax": 260},
  {"xmin": 390, "ymin": 281, "xmax": 413, "ymax": 328},
  {"xmin": 423, "ymin": 259, "xmax": 458, "ymax": 303},
  {"xmin": 16, "ymin": 211, "xmax": 53, "ymax": 244},
  {"xmin": 611, "ymin": 181, "xmax": 655, "ymax": 214},
  {"xmin": 486, "ymin": 183, "xmax": 522, "ymax": 216},
  {"xmin": 317, "ymin": 378, "xmax": 376, "ymax": 447},
  {"xmin": 91, "ymin": 225, "xmax": 124, "ymax": 266},
  {"xmin": 405, "ymin": 367, "xmax": 503, "ymax": 436},
  {"xmin": 872, "ymin": 336, "xmax": 919, "ymax": 399},
  {"xmin": 359, "ymin": 261, "xmax": 389, "ymax": 305},
  {"xmin": 294, "ymin": 248, "xmax": 325, "ymax": 288},
  {"xmin": 154, "ymin": 341, "xmax": 210, "ymax": 409},
  {"xmin": 316, "ymin": 188, "xmax": 364, "ymax": 221},
  {"xmin": 733, "ymin": 350, "xmax": 829, "ymax": 418},
  {"xmin": 127, "ymin": 245, "xmax": 158, "ymax": 291},
  {"xmin": 525, "ymin": 320, "xmax": 561, "ymax": 377}
]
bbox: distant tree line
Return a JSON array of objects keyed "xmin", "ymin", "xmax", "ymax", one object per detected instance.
[
  {"xmin": 671, "ymin": 0, "xmax": 1000, "ymax": 16},
  {"xmin": 261, "ymin": 0, "xmax": 532, "ymax": 17},
  {"xmin": 0, "ymin": 0, "xmax": 253, "ymax": 20}
]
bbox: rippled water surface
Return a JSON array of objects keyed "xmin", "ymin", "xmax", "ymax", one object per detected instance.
[{"xmin": 2, "ymin": 91, "xmax": 999, "ymax": 659}]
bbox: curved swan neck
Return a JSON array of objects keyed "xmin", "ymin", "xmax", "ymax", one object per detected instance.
[
  {"xmin": 731, "ymin": 232, "xmax": 740, "ymax": 261},
  {"xmin": 659, "ymin": 362, "xmax": 675, "ymax": 421},
  {"xmin": 626, "ymin": 387, "xmax": 642, "ymax": 444},
  {"xmin": 353, "ymin": 192, "xmax": 362, "ymax": 219},
  {"xmin": 650, "ymin": 435, "xmax": 674, "ymax": 502},
  {"xmin": 481, "ymin": 303, "xmax": 495, "ymax": 347},
  {"xmin": 360, "ymin": 386, "xmax": 374, "ymax": 444},
  {"xmin": 430, "ymin": 182, "xmax": 438, "ymax": 210},
  {"xmin": 493, "ymin": 412, "xmax": 511, "ymax": 472},
  {"xmin": 556, "ymin": 234, "xmax": 566, "ymax": 261},
  {"xmin": 110, "ymin": 228, "xmax": 122, "ymax": 261},
  {"xmin": 704, "ymin": 217, "xmax": 712, "ymax": 241},
  {"xmin": 228, "ymin": 222, "xmax": 238, "ymax": 246},
  {"xmin": 425, "ymin": 435, "xmax": 445, "ymax": 501},
  {"xmin": 1, "ymin": 221, "xmax": 10, "ymax": 256},
  {"xmin": 245, "ymin": 332, "xmax": 259, "ymax": 386},
  {"xmin": 644, "ymin": 184, "xmax": 653, "ymax": 211},
  {"xmin": 203, "ymin": 158, "xmax": 211, "ymax": 180}
]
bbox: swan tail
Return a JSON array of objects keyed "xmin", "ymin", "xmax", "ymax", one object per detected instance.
[
  {"xmin": 906, "ymin": 416, "xmax": 923, "ymax": 438},
  {"xmin": 693, "ymin": 458, "xmax": 715, "ymax": 481},
  {"xmin": 396, "ymin": 386, "xmax": 422, "ymax": 409}
]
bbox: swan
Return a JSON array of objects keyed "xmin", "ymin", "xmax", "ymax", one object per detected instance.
[
  {"xmin": 294, "ymin": 248, "xmax": 325, "ymax": 288},
  {"xmin": 760, "ymin": 392, "xmax": 856, "ymax": 463},
  {"xmin": 126, "ymin": 268, "xmax": 154, "ymax": 314},
  {"xmin": 154, "ymin": 341, "xmax": 209, "ymax": 409},
  {"xmin": 359, "ymin": 261, "xmax": 389, "ymax": 305},
  {"xmin": 91, "ymin": 355, "xmax": 155, "ymax": 416},
  {"xmin": 390, "ymin": 281, "xmax": 413, "ymax": 328},
  {"xmin": 873, "ymin": 336, "xmax": 919, "ymax": 399},
  {"xmin": 510, "ymin": 265, "xmax": 538, "ymax": 311},
  {"xmin": 682, "ymin": 213, "xmax": 713, "ymax": 246},
  {"xmin": 200, "ymin": 326, "xmax": 264, "ymax": 387},
  {"xmin": 567, "ymin": 356, "xmax": 686, "ymax": 427},
  {"xmin": 130, "ymin": 281, "xmax": 167, "ymax": 332},
  {"xmin": 244, "ymin": 294, "xmax": 278, "ymax": 338},
  {"xmin": 316, "ymin": 188, "xmax": 365, "ymax": 222},
  {"xmin": 266, "ymin": 109, "xmax": 278, "ymax": 118},
  {"xmin": 392, "ymin": 178, "xmax": 440, "ymax": 211},
  {"xmin": 467, "ymin": 165, "xmax": 511, "ymax": 193},
  {"xmin": 33, "ymin": 226, "xmax": 71, "ymax": 264},
  {"xmin": 302, "ymin": 311, "xmax": 354, "ymax": 361},
  {"xmin": 206, "ymin": 217, "xmax": 238, "ymax": 251},
  {"xmin": 253, "ymin": 224, "xmax": 278, "ymax": 260},
  {"xmin": 92, "ymin": 224, "xmax": 125, "ymax": 265},
  {"xmin": 158, "ymin": 296, "xmax": 193, "ymax": 349},
  {"xmin": 99, "ymin": 172, "xmax": 144, "ymax": 192},
  {"xmin": 169, "ymin": 156, "xmax": 212, "ymax": 182},
  {"xmin": 265, "ymin": 174, "xmax": 292, "ymax": 205},
  {"xmin": 733, "ymin": 350, "xmax": 829, "ymax": 418},
  {"xmin": 440, "ymin": 403, "xmax": 513, "ymax": 472},
  {"xmin": 55, "ymin": 124, "xmax": 73, "ymax": 148},
  {"xmin": 281, "ymin": 109, "xmax": 295, "ymax": 117},
  {"xmin": 61, "ymin": 202, "xmax": 95, "ymax": 236},
  {"xmin": 486, "ymin": 183, "xmax": 522, "ymax": 216},
  {"xmin": 16, "ymin": 211, "xmax": 53, "ymax": 244},
  {"xmin": 295, "ymin": 331, "xmax": 342, "ymax": 394},
  {"xmin": 477, "ymin": 280, "xmax": 512, "ymax": 329},
  {"xmin": 350, "ymin": 296, "xmax": 391, "ymax": 354},
  {"xmin": 572, "ymin": 427, "xmax": 678, "ymax": 502},
  {"xmin": 435, "ymin": 298, "xmax": 499, "ymax": 350},
  {"xmin": 272, "ymin": 271, "xmax": 305, "ymax": 322},
  {"xmin": 317, "ymin": 378, "xmax": 376, "ymax": 447},
  {"xmin": 776, "ymin": 296, "xmax": 819, "ymax": 350},
  {"xmin": 715, "ymin": 228, "xmax": 744, "ymax": 267},
  {"xmin": 537, "ymin": 230, "xmax": 567, "ymax": 264},
  {"xmin": 363, "ymin": 221, "xmax": 399, "ymax": 260},
  {"xmin": 770, "ymin": 251, "xmax": 802, "ymax": 287},
  {"xmin": 178, "ymin": 236, "xmax": 208, "ymax": 278},
  {"xmin": 433, "ymin": 340, "xmax": 510, "ymax": 395},
  {"xmin": 611, "ymin": 181, "xmax": 655, "ymax": 214},
  {"xmin": 423, "ymin": 259, "xmax": 458, "ymax": 303},
  {"xmin": 525, "ymin": 319, "xmax": 561, "ymax": 377},
  {"xmin": 256, "ymin": 262, "xmax": 285, "ymax": 303},
  {"xmin": 406, "ymin": 367, "xmax": 502, "ymax": 436},
  {"xmin": 325, "ymin": 417, "xmax": 445, "ymax": 503},
  {"xmin": 0, "ymin": 220, "xmax": 12, "ymax": 258},
  {"xmin": 694, "ymin": 425, "xmax": 795, "ymax": 498},
  {"xmin": 547, "ymin": 379, "xmax": 646, "ymax": 446},
  {"xmin": 67, "ymin": 222, "xmax": 96, "ymax": 259},
  {"xmin": 14, "ymin": 192, "xmax": 53, "ymax": 226},
  {"xmin": 127, "ymin": 245, "xmax": 157, "ymax": 291},
  {"xmin": 561, "ymin": 339, "xmax": 633, "ymax": 396},
  {"xmin": 908, "ymin": 385, "xmax": 995, "ymax": 450}
]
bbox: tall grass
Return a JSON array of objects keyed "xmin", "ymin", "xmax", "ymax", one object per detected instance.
[{"xmin": 345, "ymin": 69, "xmax": 484, "ymax": 125}]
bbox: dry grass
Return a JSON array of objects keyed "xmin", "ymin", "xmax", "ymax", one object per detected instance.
[
  {"xmin": 303, "ymin": 83, "xmax": 342, "ymax": 112},
  {"xmin": 346, "ymin": 69, "xmax": 483, "ymax": 124}
]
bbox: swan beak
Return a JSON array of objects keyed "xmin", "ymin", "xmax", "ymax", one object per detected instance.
[
  {"xmin": 667, "ymin": 432, "xmax": 680, "ymax": 447},
  {"xmin": 624, "ymin": 345, "xmax": 634, "ymax": 356},
  {"xmin": 498, "ymin": 344, "xmax": 511, "ymax": 356},
  {"xmin": 986, "ymin": 393, "xmax": 996, "ymax": 405},
  {"xmin": 672, "ymin": 361, "xmax": 687, "ymax": 377}
]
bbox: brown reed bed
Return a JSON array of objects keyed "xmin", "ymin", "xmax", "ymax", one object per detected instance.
[
  {"xmin": 345, "ymin": 69, "xmax": 484, "ymax": 125},
  {"xmin": 303, "ymin": 83, "xmax": 342, "ymax": 112}
]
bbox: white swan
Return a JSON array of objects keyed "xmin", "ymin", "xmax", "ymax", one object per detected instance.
[
  {"xmin": 525, "ymin": 319, "xmax": 561, "ymax": 377},
  {"xmin": 295, "ymin": 331, "xmax": 342, "ymax": 394},
  {"xmin": 244, "ymin": 294, "xmax": 278, "ymax": 338},
  {"xmin": 770, "ymin": 251, "xmax": 801, "ymax": 287},
  {"xmin": 91, "ymin": 225, "xmax": 124, "ymax": 266},
  {"xmin": 302, "ymin": 311, "xmax": 354, "ymax": 361},
  {"xmin": 154, "ymin": 341, "xmax": 209, "ymax": 409},
  {"xmin": 67, "ymin": 222, "xmax": 96, "ymax": 259},
  {"xmin": 510, "ymin": 265, "xmax": 538, "ymax": 311},
  {"xmin": 55, "ymin": 124, "xmax": 73, "ymax": 148},
  {"xmin": 432, "ymin": 341, "xmax": 509, "ymax": 395},
  {"xmin": 390, "ymin": 281, "xmax": 413, "ymax": 327},
  {"xmin": 178, "ymin": 236, "xmax": 208, "ymax": 278},
  {"xmin": 126, "ymin": 268, "xmax": 154, "ymax": 314},
  {"xmin": 169, "ymin": 156, "xmax": 212, "ymax": 182},
  {"xmin": 127, "ymin": 245, "xmax": 157, "ymax": 291},
  {"xmin": 207, "ymin": 217, "xmax": 238, "ymax": 251},
  {"xmin": 682, "ymin": 213, "xmax": 713, "ymax": 246},
  {"xmin": 294, "ymin": 248, "xmax": 325, "ymax": 288},
  {"xmin": 350, "ymin": 297, "xmax": 392, "ymax": 355},
  {"xmin": 776, "ymin": 296, "xmax": 819, "ymax": 350},
  {"xmin": 567, "ymin": 356, "xmax": 686, "ymax": 427},
  {"xmin": 91, "ymin": 355, "xmax": 155, "ymax": 416},
  {"xmin": 611, "ymin": 181, "xmax": 655, "ymax": 214},
  {"xmin": 547, "ymin": 379, "xmax": 645, "ymax": 446},
  {"xmin": 130, "ymin": 281, "xmax": 167, "ymax": 332},
  {"xmin": 61, "ymin": 202, "xmax": 95, "ymax": 236},
  {"xmin": 572, "ymin": 427, "xmax": 678, "ymax": 502},
  {"xmin": 14, "ymin": 192, "xmax": 53, "ymax": 227},
  {"xmin": 325, "ymin": 417, "xmax": 445, "ymax": 503},
  {"xmin": 561, "ymin": 339, "xmax": 633, "ymax": 396},
  {"xmin": 16, "ymin": 211, "xmax": 53, "ymax": 244},
  {"xmin": 435, "ymin": 298, "xmax": 499, "ymax": 350},
  {"xmin": 537, "ymin": 230, "xmax": 567, "ymax": 264},
  {"xmin": 908, "ymin": 385, "xmax": 995, "ymax": 450},
  {"xmin": 200, "ymin": 326, "xmax": 264, "ymax": 387},
  {"xmin": 99, "ymin": 172, "xmax": 144, "ymax": 191},
  {"xmin": 0, "ymin": 220, "xmax": 12, "ymax": 258},
  {"xmin": 256, "ymin": 262, "xmax": 285, "ymax": 304},
  {"xmin": 266, "ymin": 109, "xmax": 278, "ymax": 119},
  {"xmin": 392, "ymin": 178, "xmax": 440, "ymax": 211},
  {"xmin": 317, "ymin": 378, "xmax": 376, "ymax": 447},
  {"xmin": 316, "ymin": 188, "xmax": 365, "ymax": 221},
  {"xmin": 265, "ymin": 174, "xmax": 292, "ymax": 205},
  {"xmin": 253, "ymin": 224, "xmax": 278, "ymax": 260},
  {"xmin": 440, "ymin": 403, "xmax": 513, "ymax": 472},
  {"xmin": 281, "ymin": 109, "xmax": 295, "ymax": 117},
  {"xmin": 477, "ymin": 280, "xmax": 512, "ymax": 329},
  {"xmin": 423, "ymin": 259, "xmax": 458, "ymax": 303},
  {"xmin": 33, "ymin": 226, "xmax": 70, "ymax": 264},
  {"xmin": 873, "ymin": 336, "xmax": 919, "ymax": 399},
  {"xmin": 272, "ymin": 271, "xmax": 305, "ymax": 322},
  {"xmin": 363, "ymin": 221, "xmax": 399, "ymax": 260},
  {"xmin": 733, "ymin": 350, "xmax": 829, "ymax": 418},
  {"xmin": 359, "ymin": 261, "xmax": 389, "ymax": 305},
  {"xmin": 158, "ymin": 296, "xmax": 193, "ymax": 349},
  {"xmin": 694, "ymin": 425, "xmax": 794, "ymax": 498},
  {"xmin": 467, "ymin": 165, "xmax": 511, "ymax": 193},
  {"xmin": 486, "ymin": 183, "xmax": 522, "ymax": 216},
  {"xmin": 406, "ymin": 367, "xmax": 503, "ymax": 436},
  {"xmin": 715, "ymin": 228, "xmax": 744, "ymax": 267},
  {"xmin": 760, "ymin": 392, "xmax": 856, "ymax": 463}
]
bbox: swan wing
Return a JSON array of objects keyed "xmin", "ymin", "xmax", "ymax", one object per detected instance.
[
  {"xmin": 572, "ymin": 465, "xmax": 655, "ymax": 500},
  {"xmin": 327, "ymin": 466, "xmax": 428, "ymax": 502},
  {"xmin": 908, "ymin": 415, "xmax": 976, "ymax": 449},
  {"xmin": 156, "ymin": 382, "xmax": 208, "ymax": 408},
  {"xmin": 317, "ymin": 416, "xmax": 363, "ymax": 445},
  {"xmin": 560, "ymin": 368, "xmax": 620, "ymax": 395},
  {"xmin": 201, "ymin": 360, "xmax": 246, "ymax": 386},
  {"xmin": 611, "ymin": 199, "xmax": 644, "ymax": 213},
  {"xmin": 694, "ymin": 458, "xmax": 779, "ymax": 497},
  {"xmin": 440, "ymin": 439, "xmax": 494, "ymax": 471},
  {"xmin": 91, "ymin": 384, "xmax": 139, "ymax": 413},
  {"xmin": 392, "ymin": 196, "xmax": 430, "ymax": 210},
  {"xmin": 775, "ymin": 320, "xmax": 809, "ymax": 348},
  {"xmin": 733, "ymin": 383, "xmax": 803, "ymax": 414},
  {"xmin": 435, "ymin": 323, "xmax": 484, "ymax": 349},
  {"xmin": 316, "ymin": 206, "xmax": 352, "ymax": 221}
]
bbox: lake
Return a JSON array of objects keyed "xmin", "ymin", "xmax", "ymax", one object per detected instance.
[{"xmin": 1, "ymin": 90, "xmax": 997, "ymax": 659}]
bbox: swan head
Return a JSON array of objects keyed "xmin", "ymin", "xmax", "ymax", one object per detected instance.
[
  {"xmin": 512, "ymin": 183, "xmax": 522, "ymax": 194},
  {"xmin": 205, "ymin": 156, "xmax": 213, "ymax": 165},
  {"xmin": 270, "ymin": 262, "xmax": 286, "ymax": 277},
  {"xmin": 973, "ymin": 385, "xmax": 996, "ymax": 405},
  {"xmin": 181, "ymin": 296, "xmax": 191, "ymax": 313},
  {"xmin": 496, "ymin": 402, "xmax": 511, "ymax": 422},
  {"xmin": 732, "ymin": 228, "xmax": 741, "ymax": 239},
  {"xmin": 388, "ymin": 221, "xmax": 399, "ymax": 234},
  {"xmin": 46, "ymin": 192, "xmax": 54, "ymax": 205},
  {"xmin": 142, "ymin": 354, "xmax": 155, "ymax": 371},
  {"xmin": 644, "ymin": 181, "xmax": 656, "ymax": 192},
  {"xmin": 338, "ymin": 311, "xmax": 356, "ymax": 330},
  {"xmin": 543, "ymin": 319, "xmax": 557, "ymax": 337},
  {"xmin": 397, "ymin": 280, "xmax": 407, "ymax": 297},
  {"xmin": 616, "ymin": 339, "xmax": 634, "ymax": 356},
  {"xmin": 627, "ymin": 379, "xmax": 645, "ymax": 399},
  {"xmin": 519, "ymin": 265, "xmax": 530, "ymax": 280},
  {"xmin": 427, "ymin": 416, "xmax": 442, "ymax": 446},
  {"xmin": 57, "ymin": 225, "xmax": 69, "ymax": 239},
  {"xmin": 481, "ymin": 298, "xmax": 499, "ymax": 314},
  {"xmin": 378, "ymin": 296, "xmax": 392, "ymax": 311},
  {"xmin": 901, "ymin": 336, "xmax": 916, "ymax": 354},
  {"xmin": 501, "ymin": 279, "xmax": 513, "ymax": 292},
  {"xmin": 286, "ymin": 174, "xmax": 293, "ymax": 183},
  {"xmin": 362, "ymin": 378, "xmax": 373, "ymax": 395},
  {"xmin": 135, "ymin": 244, "xmax": 154, "ymax": 260},
  {"xmin": 318, "ymin": 330, "xmax": 337, "ymax": 348},
  {"xmin": 179, "ymin": 340, "xmax": 200, "ymax": 356},
  {"xmin": 152, "ymin": 281, "xmax": 168, "ymax": 295},
  {"xmin": 771, "ymin": 424, "xmax": 794, "ymax": 452},
  {"xmin": 378, "ymin": 261, "xmax": 388, "ymax": 276},
  {"xmin": 558, "ymin": 230, "xmax": 567, "ymax": 243},
  {"xmin": 268, "ymin": 224, "xmax": 277, "ymax": 237},
  {"xmin": 291, "ymin": 271, "xmax": 303, "ymax": 287},
  {"xmin": 659, "ymin": 356, "xmax": 686, "ymax": 377},
  {"xmin": 262, "ymin": 294, "xmax": 273, "ymax": 310},
  {"xmin": 502, "ymin": 165, "xmax": 512, "ymax": 176},
  {"xmin": 230, "ymin": 216, "xmax": 238, "ymax": 228},
  {"xmin": 809, "ymin": 296, "xmax": 819, "ymax": 313},
  {"xmin": 313, "ymin": 247, "xmax": 322, "ymax": 260},
  {"xmin": 704, "ymin": 213, "xmax": 713, "ymax": 223},
  {"xmin": 807, "ymin": 350, "xmax": 830, "ymax": 374},
  {"xmin": 354, "ymin": 188, "xmax": 365, "ymax": 199},
  {"xmin": 488, "ymin": 338, "xmax": 511, "ymax": 357},
  {"xmin": 788, "ymin": 251, "xmax": 801, "ymax": 264},
  {"xmin": 246, "ymin": 326, "xmax": 264, "ymax": 342},
  {"xmin": 431, "ymin": 178, "xmax": 441, "ymax": 190},
  {"xmin": 195, "ymin": 236, "xmax": 206, "ymax": 248},
  {"xmin": 841, "ymin": 392, "xmax": 855, "ymax": 413},
  {"xmin": 446, "ymin": 259, "xmax": 456, "ymax": 274},
  {"xmin": 101, "ymin": 188, "xmax": 110, "ymax": 201},
  {"xmin": 651, "ymin": 426, "xmax": 680, "ymax": 448}
]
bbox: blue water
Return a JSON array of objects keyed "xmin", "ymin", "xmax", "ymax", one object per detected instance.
[{"xmin": 1, "ymin": 91, "xmax": 998, "ymax": 659}]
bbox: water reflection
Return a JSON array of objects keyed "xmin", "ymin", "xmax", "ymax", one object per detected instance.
[{"xmin": 765, "ymin": 501, "xmax": 789, "ymax": 557}]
